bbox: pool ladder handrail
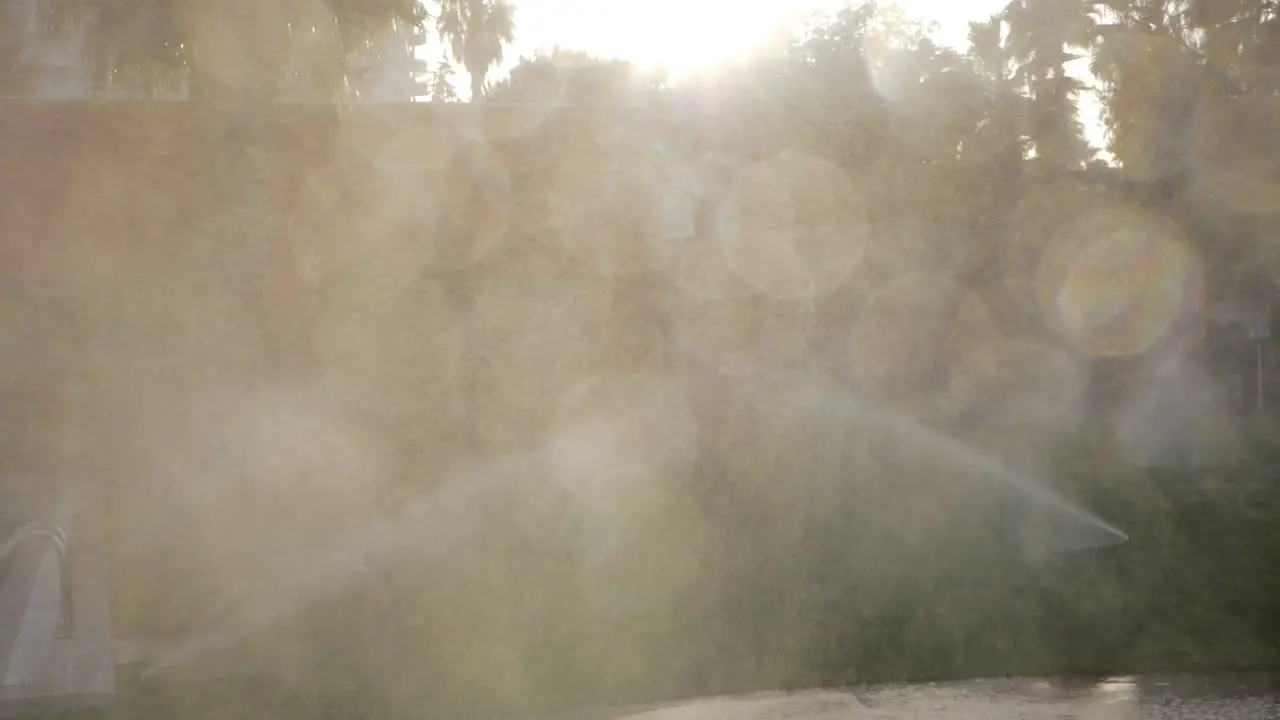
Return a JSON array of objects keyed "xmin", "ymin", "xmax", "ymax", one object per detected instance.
[{"xmin": 0, "ymin": 522, "xmax": 73, "ymax": 638}]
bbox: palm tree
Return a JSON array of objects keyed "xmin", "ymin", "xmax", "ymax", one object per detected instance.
[
  {"xmin": 1087, "ymin": 0, "xmax": 1184, "ymax": 171},
  {"xmin": 435, "ymin": 0, "xmax": 515, "ymax": 102},
  {"xmin": 1084, "ymin": 0, "xmax": 1280, "ymax": 165},
  {"xmin": 965, "ymin": 15, "xmax": 1033, "ymax": 155},
  {"xmin": 962, "ymin": 16, "xmax": 1032, "ymax": 199},
  {"xmin": 1082, "ymin": 0, "xmax": 1269, "ymax": 175},
  {"xmin": 1001, "ymin": 0, "xmax": 1094, "ymax": 167}
]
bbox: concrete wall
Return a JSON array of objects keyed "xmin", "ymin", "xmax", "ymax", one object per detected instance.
[{"xmin": 0, "ymin": 103, "xmax": 688, "ymax": 639}]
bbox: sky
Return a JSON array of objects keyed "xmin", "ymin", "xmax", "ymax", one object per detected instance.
[{"xmin": 467, "ymin": 0, "xmax": 1106, "ymax": 152}]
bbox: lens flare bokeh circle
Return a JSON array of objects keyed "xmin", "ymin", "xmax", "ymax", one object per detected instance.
[{"xmin": 1053, "ymin": 210, "xmax": 1203, "ymax": 358}]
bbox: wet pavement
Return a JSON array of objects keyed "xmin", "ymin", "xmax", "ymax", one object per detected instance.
[{"xmin": 608, "ymin": 673, "xmax": 1280, "ymax": 719}]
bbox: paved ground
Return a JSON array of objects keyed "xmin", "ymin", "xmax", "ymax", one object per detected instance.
[{"xmin": 602, "ymin": 673, "xmax": 1280, "ymax": 719}]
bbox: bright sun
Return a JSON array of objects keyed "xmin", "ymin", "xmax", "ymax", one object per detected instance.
[
  {"xmin": 512, "ymin": 0, "xmax": 832, "ymax": 78},
  {"xmin": 512, "ymin": 0, "xmax": 1010, "ymax": 80},
  {"xmin": 612, "ymin": 0, "xmax": 810, "ymax": 78}
]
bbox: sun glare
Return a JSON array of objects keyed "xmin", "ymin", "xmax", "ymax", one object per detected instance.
[
  {"xmin": 612, "ymin": 0, "xmax": 803, "ymax": 77},
  {"xmin": 514, "ymin": 0, "xmax": 828, "ymax": 78},
  {"xmin": 515, "ymin": 0, "xmax": 1014, "ymax": 80}
]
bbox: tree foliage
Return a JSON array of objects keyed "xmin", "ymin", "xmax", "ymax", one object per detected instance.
[{"xmin": 35, "ymin": 0, "xmax": 428, "ymax": 102}]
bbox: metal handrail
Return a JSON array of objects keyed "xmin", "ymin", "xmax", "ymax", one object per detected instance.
[{"xmin": 0, "ymin": 522, "xmax": 72, "ymax": 639}]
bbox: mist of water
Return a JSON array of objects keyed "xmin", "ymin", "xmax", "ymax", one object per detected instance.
[
  {"xmin": 146, "ymin": 345, "xmax": 1126, "ymax": 682},
  {"xmin": 142, "ymin": 450, "xmax": 546, "ymax": 677},
  {"xmin": 707, "ymin": 351, "xmax": 1129, "ymax": 544}
]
